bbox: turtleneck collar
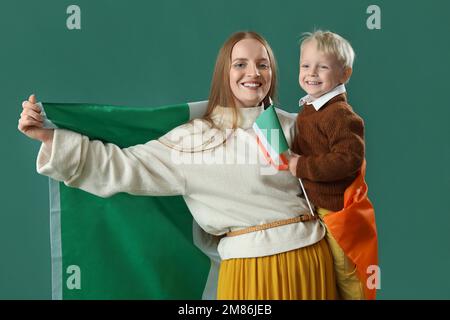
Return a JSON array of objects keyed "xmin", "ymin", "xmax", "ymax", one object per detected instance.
[{"xmin": 210, "ymin": 105, "xmax": 264, "ymax": 130}]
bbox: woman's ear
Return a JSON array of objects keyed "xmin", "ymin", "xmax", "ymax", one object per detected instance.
[{"xmin": 341, "ymin": 67, "xmax": 353, "ymax": 84}]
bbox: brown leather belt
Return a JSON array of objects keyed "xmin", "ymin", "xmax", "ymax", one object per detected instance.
[{"xmin": 226, "ymin": 214, "xmax": 318, "ymax": 237}]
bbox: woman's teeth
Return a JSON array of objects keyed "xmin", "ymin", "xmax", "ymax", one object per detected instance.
[{"xmin": 242, "ymin": 82, "xmax": 261, "ymax": 88}]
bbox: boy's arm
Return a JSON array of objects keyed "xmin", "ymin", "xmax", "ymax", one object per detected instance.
[{"xmin": 295, "ymin": 107, "xmax": 364, "ymax": 182}]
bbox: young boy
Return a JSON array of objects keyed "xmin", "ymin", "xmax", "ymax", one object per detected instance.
[{"xmin": 289, "ymin": 30, "xmax": 366, "ymax": 299}]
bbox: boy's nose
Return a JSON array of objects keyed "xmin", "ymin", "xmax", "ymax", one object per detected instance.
[
  {"xmin": 309, "ymin": 66, "xmax": 318, "ymax": 77},
  {"xmin": 309, "ymin": 67, "xmax": 318, "ymax": 76}
]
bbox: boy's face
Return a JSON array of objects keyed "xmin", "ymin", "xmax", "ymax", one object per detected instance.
[{"xmin": 299, "ymin": 40, "xmax": 348, "ymax": 99}]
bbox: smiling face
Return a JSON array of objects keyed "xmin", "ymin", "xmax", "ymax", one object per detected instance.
[
  {"xmin": 299, "ymin": 40, "xmax": 349, "ymax": 99},
  {"xmin": 229, "ymin": 38, "xmax": 272, "ymax": 108}
]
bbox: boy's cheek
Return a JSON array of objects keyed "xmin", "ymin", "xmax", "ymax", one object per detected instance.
[{"xmin": 298, "ymin": 78, "xmax": 305, "ymax": 89}]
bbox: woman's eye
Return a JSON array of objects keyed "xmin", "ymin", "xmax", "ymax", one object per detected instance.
[
  {"xmin": 259, "ymin": 63, "xmax": 269, "ymax": 69},
  {"xmin": 234, "ymin": 63, "xmax": 246, "ymax": 68}
]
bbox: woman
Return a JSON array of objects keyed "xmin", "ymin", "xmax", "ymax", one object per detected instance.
[{"xmin": 18, "ymin": 31, "xmax": 337, "ymax": 299}]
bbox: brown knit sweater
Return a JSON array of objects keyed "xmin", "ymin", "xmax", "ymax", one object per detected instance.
[{"xmin": 292, "ymin": 93, "xmax": 365, "ymax": 211}]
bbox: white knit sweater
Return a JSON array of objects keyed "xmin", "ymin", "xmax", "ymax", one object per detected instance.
[{"xmin": 37, "ymin": 105, "xmax": 325, "ymax": 260}]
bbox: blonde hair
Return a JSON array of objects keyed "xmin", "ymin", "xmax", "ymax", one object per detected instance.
[
  {"xmin": 204, "ymin": 31, "xmax": 278, "ymax": 129},
  {"xmin": 300, "ymin": 30, "xmax": 355, "ymax": 69}
]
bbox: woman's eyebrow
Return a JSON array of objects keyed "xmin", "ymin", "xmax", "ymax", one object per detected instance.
[
  {"xmin": 231, "ymin": 58, "xmax": 248, "ymax": 63},
  {"xmin": 232, "ymin": 57, "xmax": 269, "ymax": 63}
]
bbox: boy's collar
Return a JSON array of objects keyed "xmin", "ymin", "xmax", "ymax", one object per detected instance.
[{"xmin": 299, "ymin": 84, "xmax": 346, "ymax": 111}]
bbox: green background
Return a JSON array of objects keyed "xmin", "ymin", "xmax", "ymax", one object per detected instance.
[{"xmin": 1, "ymin": 0, "xmax": 449, "ymax": 299}]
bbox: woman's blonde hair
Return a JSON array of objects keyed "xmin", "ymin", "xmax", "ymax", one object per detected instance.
[
  {"xmin": 203, "ymin": 31, "xmax": 278, "ymax": 129},
  {"xmin": 300, "ymin": 30, "xmax": 355, "ymax": 69}
]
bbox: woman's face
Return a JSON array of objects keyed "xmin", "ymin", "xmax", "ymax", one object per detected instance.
[{"xmin": 229, "ymin": 39, "xmax": 272, "ymax": 108}]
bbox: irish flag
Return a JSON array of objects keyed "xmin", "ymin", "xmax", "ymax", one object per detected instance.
[
  {"xmin": 253, "ymin": 106, "xmax": 315, "ymax": 216},
  {"xmin": 39, "ymin": 100, "xmax": 220, "ymax": 300},
  {"xmin": 252, "ymin": 105, "xmax": 289, "ymax": 171}
]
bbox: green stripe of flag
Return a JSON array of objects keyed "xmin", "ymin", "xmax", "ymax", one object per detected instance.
[
  {"xmin": 253, "ymin": 105, "xmax": 289, "ymax": 166},
  {"xmin": 42, "ymin": 102, "xmax": 193, "ymax": 147},
  {"xmin": 42, "ymin": 101, "xmax": 214, "ymax": 299}
]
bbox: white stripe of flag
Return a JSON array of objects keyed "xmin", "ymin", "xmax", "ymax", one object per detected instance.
[{"xmin": 253, "ymin": 123, "xmax": 287, "ymax": 168}]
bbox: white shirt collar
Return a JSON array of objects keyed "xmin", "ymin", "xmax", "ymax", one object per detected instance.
[{"xmin": 299, "ymin": 84, "xmax": 346, "ymax": 111}]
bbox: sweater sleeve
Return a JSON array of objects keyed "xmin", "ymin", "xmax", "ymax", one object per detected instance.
[
  {"xmin": 296, "ymin": 106, "xmax": 364, "ymax": 182},
  {"xmin": 36, "ymin": 128, "xmax": 186, "ymax": 197}
]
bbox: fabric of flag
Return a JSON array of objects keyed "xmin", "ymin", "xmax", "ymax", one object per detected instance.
[
  {"xmin": 40, "ymin": 101, "xmax": 218, "ymax": 300},
  {"xmin": 252, "ymin": 105, "xmax": 289, "ymax": 170},
  {"xmin": 322, "ymin": 159, "xmax": 378, "ymax": 300}
]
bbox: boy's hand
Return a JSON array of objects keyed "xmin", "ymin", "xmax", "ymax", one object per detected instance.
[{"xmin": 288, "ymin": 153, "xmax": 300, "ymax": 177}]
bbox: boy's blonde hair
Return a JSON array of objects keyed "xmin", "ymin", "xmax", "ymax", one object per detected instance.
[{"xmin": 300, "ymin": 30, "xmax": 355, "ymax": 69}]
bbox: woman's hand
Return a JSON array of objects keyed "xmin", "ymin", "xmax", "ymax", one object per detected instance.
[
  {"xmin": 18, "ymin": 94, "xmax": 54, "ymax": 146},
  {"xmin": 288, "ymin": 153, "xmax": 300, "ymax": 177}
]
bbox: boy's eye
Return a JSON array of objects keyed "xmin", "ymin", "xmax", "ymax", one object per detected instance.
[
  {"xmin": 301, "ymin": 64, "xmax": 309, "ymax": 68},
  {"xmin": 320, "ymin": 65, "xmax": 329, "ymax": 69}
]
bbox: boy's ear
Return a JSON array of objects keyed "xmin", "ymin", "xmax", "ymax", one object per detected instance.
[{"xmin": 341, "ymin": 67, "xmax": 353, "ymax": 83}]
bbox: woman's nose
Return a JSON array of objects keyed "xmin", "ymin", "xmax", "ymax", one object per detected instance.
[{"xmin": 247, "ymin": 63, "xmax": 260, "ymax": 77}]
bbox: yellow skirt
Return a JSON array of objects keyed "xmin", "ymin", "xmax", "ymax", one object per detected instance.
[{"xmin": 217, "ymin": 239, "xmax": 338, "ymax": 300}]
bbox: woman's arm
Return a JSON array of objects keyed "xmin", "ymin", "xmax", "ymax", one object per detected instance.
[
  {"xmin": 37, "ymin": 129, "xmax": 187, "ymax": 197},
  {"xmin": 20, "ymin": 95, "xmax": 186, "ymax": 198}
]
